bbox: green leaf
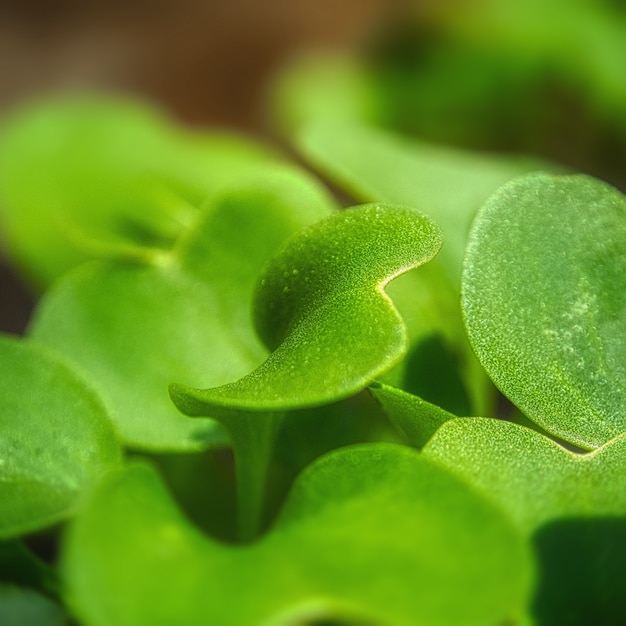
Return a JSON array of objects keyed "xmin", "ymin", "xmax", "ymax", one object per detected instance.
[
  {"xmin": 171, "ymin": 204, "xmax": 442, "ymax": 415},
  {"xmin": 368, "ymin": 382, "xmax": 457, "ymax": 449},
  {"xmin": 0, "ymin": 335, "xmax": 121, "ymax": 539},
  {"xmin": 62, "ymin": 445, "xmax": 534, "ymax": 626},
  {"xmin": 463, "ymin": 173, "xmax": 626, "ymax": 448},
  {"xmin": 295, "ymin": 121, "xmax": 557, "ymax": 415},
  {"xmin": 0, "ymin": 586, "xmax": 68, "ymax": 626},
  {"xmin": 28, "ymin": 169, "xmax": 336, "ymax": 451},
  {"xmin": 423, "ymin": 417, "xmax": 626, "ymax": 533},
  {"xmin": 0, "ymin": 96, "xmax": 280, "ymax": 288},
  {"xmin": 297, "ymin": 120, "xmax": 552, "ymax": 282}
]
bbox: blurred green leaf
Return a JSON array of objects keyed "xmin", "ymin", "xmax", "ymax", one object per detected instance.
[
  {"xmin": 0, "ymin": 335, "xmax": 121, "ymax": 539},
  {"xmin": 463, "ymin": 173, "xmax": 626, "ymax": 448},
  {"xmin": 29, "ymin": 168, "xmax": 336, "ymax": 451},
  {"xmin": 0, "ymin": 96, "xmax": 281, "ymax": 288},
  {"xmin": 0, "ymin": 586, "xmax": 68, "ymax": 626},
  {"xmin": 63, "ymin": 445, "xmax": 534, "ymax": 626},
  {"xmin": 171, "ymin": 204, "xmax": 442, "ymax": 414}
]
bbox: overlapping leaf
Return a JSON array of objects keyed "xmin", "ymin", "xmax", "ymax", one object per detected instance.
[
  {"xmin": 171, "ymin": 204, "xmax": 442, "ymax": 415},
  {"xmin": 368, "ymin": 382, "xmax": 457, "ymax": 448},
  {"xmin": 463, "ymin": 173, "xmax": 626, "ymax": 448},
  {"xmin": 0, "ymin": 335, "xmax": 121, "ymax": 539},
  {"xmin": 62, "ymin": 444, "xmax": 534, "ymax": 626},
  {"xmin": 28, "ymin": 169, "xmax": 337, "ymax": 451},
  {"xmin": 296, "ymin": 121, "xmax": 556, "ymax": 282},
  {"xmin": 0, "ymin": 96, "xmax": 280, "ymax": 287},
  {"xmin": 423, "ymin": 418, "xmax": 626, "ymax": 532},
  {"xmin": 423, "ymin": 417, "xmax": 626, "ymax": 624}
]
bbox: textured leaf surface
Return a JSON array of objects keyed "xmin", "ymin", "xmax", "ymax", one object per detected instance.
[
  {"xmin": 423, "ymin": 418, "xmax": 626, "ymax": 532},
  {"xmin": 0, "ymin": 335, "xmax": 121, "ymax": 538},
  {"xmin": 463, "ymin": 174, "xmax": 626, "ymax": 448},
  {"xmin": 297, "ymin": 120, "xmax": 551, "ymax": 281},
  {"xmin": 0, "ymin": 96, "xmax": 279, "ymax": 287},
  {"xmin": 171, "ymin": 204, "xmax": 442, "ymax": 414},
  {"xmin": 29, "ymin": 170, "xmax": 336, "ymax": 451},
  {"xmin": 368, "ymin": 382, "xmax": 457, "ymax": 448},
  {"xmin": 63, "ymin": 445, "xmax": 533, "ymax": 626}
]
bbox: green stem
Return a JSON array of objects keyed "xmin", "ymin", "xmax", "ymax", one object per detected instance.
[{"xmin": 220, "ymin": 411, "xmax": 284, "ymax": 542}]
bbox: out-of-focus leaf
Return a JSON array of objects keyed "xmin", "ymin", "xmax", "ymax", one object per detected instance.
[
  {"xmin": 29, "ymin": 169, "xmax": 336, "ymax": 451},
  {"xmin": 463, "ymin": 173, "xmax": 626, "ymax": 448},
  {"xmin": 0, "ymin": 96, "xmax": 281, "ymax": 288},
  {"xmin": 0, "ymin": 586, "xmax": 68, "ymax": 626},
  {"xmin": 0, "ymin": 335, "xmax": 121, "ymax": 539},
  {"xmin": 171, "ymin": 204, "xmax": 442, "ymax": 414},
  {"xmin": 62, "ymin": 445, "xmax": 534, "ymax": 626}
]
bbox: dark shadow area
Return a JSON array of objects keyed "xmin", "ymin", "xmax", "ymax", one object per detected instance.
[
  {"xmin": 533, "ymin": 516, "xmax": 626, "ymax": 625},
  {"xmin": 401, "ymin": 333, "xmax": 471, "ymax": 416}
]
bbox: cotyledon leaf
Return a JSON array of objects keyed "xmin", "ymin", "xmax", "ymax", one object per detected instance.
[
  {"xmin": 422, "ymin": 417, "xmax": 626, "ymax": 533},
  {"xmin": 368, "ymin": 382, "xmax": 458, "ymax": 449},
  {"xmin": 422, "ymin": 418, "xmax": 626, "ymax": 624},
  {"xmin": 0, "ymin": 334, "xmax": 121, "ymax": 539},
  {"xmin": 28, "ymin": 167, "xmax": 337, "ymax": 452},
  {"xmin": 62, "ymin": 444, "xmax": 534, "ymax": 626},
  {"xmin": 0, "ymin": 95, "xmax": 281, "ymax": 288},
  {"xmin": 296, "ymin": 120, "xmax": 555, "ymax": 283},
  {"xmin": 170, "ymin": 204, "xmax": 443, "ymax": 414},
  {"xmin": 295, "ymin": 120, "xmax": 556, "ymax": 416},
  {"xmin": 462, "ymin": 173, "xmax": 626, "ymax": 449}
]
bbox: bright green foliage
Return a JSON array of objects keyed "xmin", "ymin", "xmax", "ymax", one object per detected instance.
[
  {"xmin": 29, "ymin": 169, "xmax": 336, "ymax": 451},
  {"xmin": 0, "ymin": 96, "xmax": 280, "ymax": 288},
  {"xmin": 368, "ymin": 382, "xmax": 457, "ymax": 448},
  {"xmin": 0, "ymin": 335, "xmax": 121, "ymax": 539},
  {"xmin": 171, "ymin": 204, "xmax": 442, "ymax": 414},
  {"xmin": 463, "ymin": 173, "xmax": 626, "ymax": 448},
  {"xmin": 423, "ymin": 418, "xmax": 626, "ymax": 532},
  {"xmin": 62, "ymin": 445, "xmax": 534, "ymax": 626},
  {"xmin": 297, "ymin": 121, "xmax": 550, "ymax": 282}
]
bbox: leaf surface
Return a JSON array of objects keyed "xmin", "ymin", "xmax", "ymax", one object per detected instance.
[
  {"xmin": 0, "ymin": 335, "xmax": 121, "ymax": 538},
  {"xmin": 62, "ymin": 444, "xmax": 534, "ymax": 626},
  {"xmin": 463, "ymin": 173, "xmax": 626, "ymax": 448},
  {"xmin": 171, "ymin": 204, "xmax": 442, "ymax": 414},
  {"xmin": 29, "ymin": 169, "xmax": 336, "ymax": 451},
  {"xmin": 0, "ymin": 96, "xmax": 280, "ymax": 287},
  {"xmin": 423, "ymin": 417, "xmax": 626, "ymax": 532}
]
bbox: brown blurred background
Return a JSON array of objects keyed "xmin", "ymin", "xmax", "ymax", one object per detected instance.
[{"xmin": 0, "ymin": 0, "xmax": 407, "ymax": 333}]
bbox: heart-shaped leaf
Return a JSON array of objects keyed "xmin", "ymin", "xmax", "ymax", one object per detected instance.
[
  {"xmin": 0, "ymin": 335, "xmax": 121, "ymax": 539},
  {"xmin": 62, "ymin": 444, "xmax": 534, "ymax": 626},
  {"xmin": 28, "ymin": 168, "xmax": 336, "ymax": 451},
  {"xmin": 0, "ymin": 96, "xmax": 280, "ymax": 288},
  {"xmin": 463, "ymin": 173, "xmax": 626, "ymax": 448},
  {"xmin": 171, "ymin": 204, "xmax": 442, "ymax": 415}
]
